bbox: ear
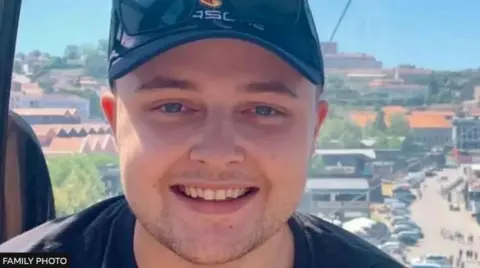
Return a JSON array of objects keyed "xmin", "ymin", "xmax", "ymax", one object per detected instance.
[
  {"xmin": 101, "ymin": 92, "xmax": 117, "ymax": 134},
  {"xmin": 314, "ymin": 100, "xmax": 329, "ymax": 138},
  {"xmin": 311, "ymin": 100, "xmax": 329, "ymax": 154}
]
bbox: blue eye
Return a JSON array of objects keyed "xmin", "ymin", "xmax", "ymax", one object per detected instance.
[
  {"xmin": 159, "ymin": 102, "xmax": 186, "ymax": 113},
  {"xmin": 253, "ymin": 105, "xmax": 280, "ymax": 116}
]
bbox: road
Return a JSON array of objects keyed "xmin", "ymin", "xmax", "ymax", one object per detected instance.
[{"xmin": 406, "ymin": 167, "xmax": 480, "ymax": 267}]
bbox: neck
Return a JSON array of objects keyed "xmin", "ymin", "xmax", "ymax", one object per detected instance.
[{"xmin": 133, "ymin": 223, "xmax": 295, "ymax": 268}]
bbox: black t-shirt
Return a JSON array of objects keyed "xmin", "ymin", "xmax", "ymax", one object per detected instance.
[{"xmin": 0, "ymin": 196, "xmax": 404, "ymax": 268}]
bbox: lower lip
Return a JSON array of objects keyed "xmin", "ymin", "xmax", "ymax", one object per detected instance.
[{"xmin": 172, "ymin": 188, "xmax": 257, "ymax": 215}]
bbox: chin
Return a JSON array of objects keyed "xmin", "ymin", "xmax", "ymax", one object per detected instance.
[{"xmin": 171, "ymin": 239, "xmax": 255, "ymax": 265}]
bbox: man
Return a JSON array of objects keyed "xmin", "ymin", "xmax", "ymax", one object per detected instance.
[{"xmin": 0, "ymin": 0, "xmax": 403, "ymax": 267}]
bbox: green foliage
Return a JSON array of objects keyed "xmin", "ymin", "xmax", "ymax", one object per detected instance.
[
  {"xmin": 373, "ymin": 109, "xmax": 387, "ymax": 132},
  {"xmin": 316, "ymin": 105, "xmax": 410, "ymax": 151},
  {"xmin": 64, "ymin": 45, "xmax": 82, "ymax": 60},
  {"xmin": 317, "ymin": 116, "xmax": 363, "ymax": 149},
  {"xmin": 310, "ymin": 105, "xmax": 410, "ymax": 174},
  {"xmin": 17, "ymin": 39, "xmax": 109, "ymax": 86},
  {"xmin": 388, "ymin": 113, "xmax": 410, "ymax": 136},
  {"xmin": 324, "ymin": 68, "xmax": 480, "ymax": 107},
  {"xmin": 83, "ymin": 49, "xmax": 108, "ymax": 79},
  {"xmin": 47, "ymin": 154, "xmax": 119, "ymax": 216},
  {"xmin": 13, "ymin": 60, "xmax": 23, "ymax": 74},
  {"xmin": 38, "ymin": 79, "xmax": 56, "ymax": 94}
]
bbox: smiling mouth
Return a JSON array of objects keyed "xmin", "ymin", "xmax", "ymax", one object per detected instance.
[{"xmin": 171, "ymin": 185, "xmax": 259, "ymax": 201}]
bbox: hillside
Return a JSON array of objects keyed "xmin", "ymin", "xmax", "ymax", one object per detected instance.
[{"xmin": 14, "ymin": 39, "xmax": 480, "ymax": 109}]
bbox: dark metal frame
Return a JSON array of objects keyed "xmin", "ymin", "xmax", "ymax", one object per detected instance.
[{"xmin": 0, "ymin": 0, "xmax": 23, "ymax": 242}]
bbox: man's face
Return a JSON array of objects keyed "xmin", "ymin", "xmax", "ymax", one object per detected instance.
[{"xmin": 102, "ymin": 38, "xmax": 327, "ymax": 265}]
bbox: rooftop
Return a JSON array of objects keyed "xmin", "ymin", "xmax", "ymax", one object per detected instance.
[
  {"xmin": 306, "ymin": 178, "xmax": 370, "ymax": 191},
  {"xmin": 315, "ymin": 149, "xmax": 376, "ymax": 159},
  {"xmin": 13, "ymin": 108, "xmax": 78, "ymax": 117},
  {"xmin": 452, "ymin": 116, "xmax": 480, "ymax": 122},
  {"xmin": 349, "ymin": 109, "xmax": 453, "ymax": 129},
  {"xmin": 469, "ymin": 164, "xmax": 480, "ymax": 171}
]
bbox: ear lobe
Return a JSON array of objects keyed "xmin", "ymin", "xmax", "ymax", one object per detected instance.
[{"xmin": 101, "ymin": 92, "xmax": 117, "ymax": 131}]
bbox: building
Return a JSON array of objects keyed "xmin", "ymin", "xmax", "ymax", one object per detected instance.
[
  {"xmin": 408, "ymin": 112, "xmax": 452, "ymax": 147},
  {"xmin": 452, "ymin": 116, "xmax": 480, "ymax": 160},
  {"xmin": 462, "ymin": 164, "xmax": 480, "ymax": 219},
  {"xmin": 451, "ymin": 116, "xmax": 480, "ymax": 164},
  {"xmin": 462, "ymin": 85, "xmax": 480, "ymax": 115},
  {"xmin": 364, "ymin": 80, "xmax": 429, "ymax": 102},
  {"xmin": 320, "ymin": 42, "xmax": 338, "ymax": 55},
  {"xmin": 42, "ymin": 134, "xmax": 117, "ymax": 155},
  {"xmin": 319, "ymin": 41, "xmax": 382, "ymax": 69},
  {"xmin": 349, "ymin": 109, "xmax": 453, "ymax": 147},
  {"xmin": 371, "ymin": 149, "xmax": 403, "ymax": 177},
  {"xmin": 344, "ymin": 70, "xmax": 388, "ymax": 89},
  {"xmin": 301, "ymin": 178, "xmax": 371, "ymax": 220},
  {"xmin": 314, "ymin": 149, "xmax": 376, "ymax": 177},
  {"xmin": 324, "ymin": 53, "xmax": 382, "ymax": 69},
  {"xmin": 13, "ymin": 108, "xmax": 81, "ymax": 125},
  {"xmin": 310, "ymin": 148, "xmax": 389, "ymax": 204},
  {"xmin": 10, "ymin": 93, "xmax": 90, "ymax": 120}
]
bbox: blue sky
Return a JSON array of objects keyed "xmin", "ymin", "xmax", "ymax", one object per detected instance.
[{"xmin": 16, "ymin": 0, "xmax": 480, "ymax": 70}]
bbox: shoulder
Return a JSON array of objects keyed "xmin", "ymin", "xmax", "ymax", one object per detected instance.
[
  {"xmin": 0, "ymin": 196, "xmax": 127, "ymax": 253},
  {"xmin": 294, "ymin": 213, "xmax": 406, "ymax": 268}
]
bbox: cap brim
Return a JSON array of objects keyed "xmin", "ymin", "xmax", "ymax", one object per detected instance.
[{"xmin": 109, "ymin": 28, "xmax": 322, "ymax": 85}]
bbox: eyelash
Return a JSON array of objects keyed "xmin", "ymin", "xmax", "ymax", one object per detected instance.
[
  {"xmin": 157, "ymin": 102, "xmax": 196, "ymax": 114},
  {"xmin": 154, "ymin": 102, "xmax": 285, "ymax": 117},
  {"xmin": 242, "ymin": 105, "xmax": 284, "ymax": 117}
]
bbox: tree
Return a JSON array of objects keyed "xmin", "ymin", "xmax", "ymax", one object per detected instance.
[
  {"xmin": 28, "ymin": 63, "xmax": 48, "ymax": 82},
  {"xmin": 13, "ymin": 60, "xmax": 23, "ymax": 74},
  {"xmin": 47, "ymin": 154, "xmax": 113, "ymax": 216},
  {"xmin": 428, "ymin": 74, "xmax": 440, "ymax": 95},
  {"xmin": 49, "ymin": 56, "xmax": 68, "ymax": 68},
  {"xmin": 435, "ymin": 87, "xmax": 452, "ymax": 103},
  {"xmin": 362, "ymin": 121, "xmax": 377, "ymax": 137},
  {"xmin": 386, "ymin": 137, "xmax": 404, "ymax": 149},
  {"xmin": 15, "ymin": 52, "xmax": 26, "ymax": 60},
  {"xmin": 64, "ymin": 45, "xmax": 82, "ymax": 60},
  {"xmin": 38, "ymin": 79, "xmax": 56, "ymax": 94},
  {"xmin": 388, "ymin": 113, "xmax": 410, "ymax": 136},
  {"xmin": 83, "ymin": 49, "xmax": 108, "ymax": 79},
  {"xmin": 29, "ymin": 50, "xmax": 42, "ymax": 58},
  {"xmin": 87, "ymin": 153, "xmax": 119, "ymax": 168},
  {"xmin": 97, "ymin": 39, "xmax": 108, "ymax": 54},
  {"xmin": 373, "ymin": 109, "xmax": 387, "ymax": 132},
  {"xmin": 317, "ymin": 117, "xmax": 362, "ymax": 148}
]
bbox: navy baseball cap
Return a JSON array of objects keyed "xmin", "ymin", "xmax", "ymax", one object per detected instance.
[{"xmin": 108, "ymin": 0, "xmax": 325, "ymax": 86}]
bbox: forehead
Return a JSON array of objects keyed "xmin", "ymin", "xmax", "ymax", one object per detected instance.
[{"xmin": 115, "ymin": 38, "xmax": 316, "ymax": 96}]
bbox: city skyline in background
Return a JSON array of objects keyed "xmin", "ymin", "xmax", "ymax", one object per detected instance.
[{"xmin": 15, "ymin": 0, "xmax": 480, "ymax": 71}]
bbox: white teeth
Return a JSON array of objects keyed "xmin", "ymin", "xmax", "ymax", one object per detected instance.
[{"xmin": 179, "ymin": 186, "xmax": 251, "ymax": 201}]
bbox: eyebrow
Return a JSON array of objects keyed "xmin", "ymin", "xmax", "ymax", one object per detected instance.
[
  {"xmin": 136, "ymin": 76, "xmax": 297, "ymax": 98},
  {"xmin": 136, "ymin": 76, "xmax": 197, "ymax": 91},
  {"xmin": 241, "ymin": 81, "xmax": 298, "ymax": 98}
]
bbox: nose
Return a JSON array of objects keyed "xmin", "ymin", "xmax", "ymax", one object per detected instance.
[{"xmin": 189, "ymin": 114, "xmax": 244, "ymax": 168}]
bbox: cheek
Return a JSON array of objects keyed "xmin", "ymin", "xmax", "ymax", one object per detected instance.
[
  {"xmin": 117, "ymin": 117, "xmax": 192, "ymax": 202},
  {"xmin": 244, "ymin": 124, "xmax": 312, "ymax": 205}
]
